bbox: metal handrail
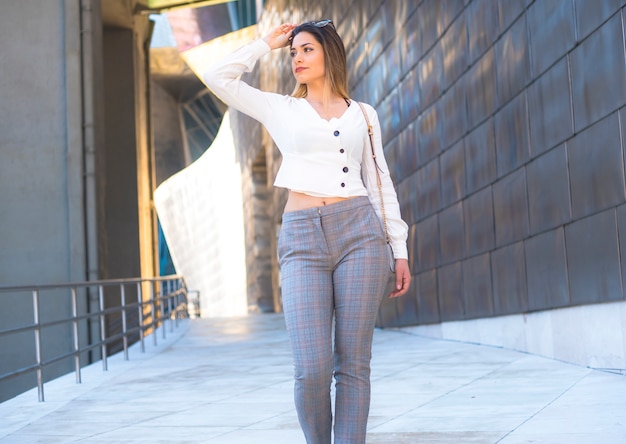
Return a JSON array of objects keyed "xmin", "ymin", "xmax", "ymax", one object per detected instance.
[{"xmin": 0, "ymin": 275, "xmax": 189, "ymax": 402}]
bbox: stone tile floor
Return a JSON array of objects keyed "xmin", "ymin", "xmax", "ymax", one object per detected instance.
[{"xmin": 1, "ymin": 313, "xmax": 625, "ymax": 443}]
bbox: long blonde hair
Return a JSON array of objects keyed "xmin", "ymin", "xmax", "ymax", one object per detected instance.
[{"xmin": 290, "ymin": 21, "xmax": 350, "ymax": 106}]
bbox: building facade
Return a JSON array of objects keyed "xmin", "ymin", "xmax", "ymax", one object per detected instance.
[
  {"xmin": 227, "ymin": 0, "xmax": 626, "ymax": 370},
  {"xmin": 0, "ymin": 0, "xmax": 158, "ymax": 401}
]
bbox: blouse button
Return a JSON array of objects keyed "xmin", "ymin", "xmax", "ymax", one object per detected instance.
[
  {"xmin": 339, "ymin": 148, "xmax": 345, "ymax": 153},
  {"xmin": 333, "ymin": 130, "xmax": 340, "ymax": 137},
  {"xmin": 343, "ymin": 167, "xmax": 349, "ymax": 173},
  {"xmin": 341, "ymin": 182, "xmax": 346, "ymax": 187}
]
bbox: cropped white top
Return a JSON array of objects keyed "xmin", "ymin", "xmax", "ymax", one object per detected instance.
[{"xmin": 203, "ymin": 39, "xmax": 408, "ymax": 259}]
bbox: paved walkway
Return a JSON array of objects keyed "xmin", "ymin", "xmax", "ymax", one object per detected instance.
[{"xmin": 1, "ymin": 314, "xmax": 625, "ymax": 443}]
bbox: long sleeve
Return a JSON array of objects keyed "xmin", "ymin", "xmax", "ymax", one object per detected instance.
[
  {"xmin": 360, "ymin": 104, "xmax": 409, "ymax": 260},
  {"xmin": 202, "ymin": 39, "xmax": 280, "ymax": 125}
]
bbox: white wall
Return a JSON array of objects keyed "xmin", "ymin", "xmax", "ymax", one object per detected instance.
[
  {"xmin": 403, "ymin": 301, "xmax": 626, "ymax": 371},
  {"xmin": 154, "ymin": 111, "xmax": 248, "ymax": 317}
]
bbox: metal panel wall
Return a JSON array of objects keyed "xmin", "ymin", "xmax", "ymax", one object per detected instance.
[{"xmin": 245, "ymin": 0, "xmax": 626, "ymax": 326}]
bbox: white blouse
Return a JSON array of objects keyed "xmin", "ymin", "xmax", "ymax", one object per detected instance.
[{"xmin": 203, "ymin": 39, "xmax": 408, "ymax": 259}]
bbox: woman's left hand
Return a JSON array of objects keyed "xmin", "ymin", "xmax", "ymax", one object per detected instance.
[
  {"xmin": 262, "ymin": 23, "xmax": 297, "ymax": 50},
  {"xmin": 389, "ymin": 258, "xmax": 411, "ymax": 298}
]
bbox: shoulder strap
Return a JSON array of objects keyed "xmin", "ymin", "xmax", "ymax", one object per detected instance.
[{"xmin": 357, "ymin": 102, "xmax": 390, "ymax": 244}]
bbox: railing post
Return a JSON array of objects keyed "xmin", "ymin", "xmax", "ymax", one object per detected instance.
[
  {"xmin": 33, "ymin": 289, "xmax": 44, "ymax": 402},
  {"xmin": 99, "ymin": 285, "xmax": 107, "ymax": 371},
  {"xmin": 137, "ymin": 282, "xmax": 145, "ymax": 353},
  {"xmin": 150, "ymin": 281, "xmax": 157, "ymax": 346},
  {"xmin": 71, "ymin": 287, "xmax": 82, "ymax": 384},
  {"xmin": 121, "ymin": 284, "xmax": 128, "ymax": 360},
  {"xmin": 160, "ymin": 281, "xmax": 167, "ymax": 340},
  {"xmin": 169, "ymin": 286, "xmax": 174, "ymax": 332}
]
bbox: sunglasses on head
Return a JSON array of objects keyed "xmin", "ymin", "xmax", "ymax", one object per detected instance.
[
  {"xmin": 289, "ymin": 19, "xmax": 334, "ymax": 42},
  {"xmin": 312, "ymin": 19, "xmax": 333, "ymax": 28},
  {"xmin": 294, "ymin": 19, "xmax": 334, "ymax": 30}
]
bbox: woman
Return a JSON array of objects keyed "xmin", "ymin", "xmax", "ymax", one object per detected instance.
[{"xmin": 203, "ymin": 20, "xmax": 411, "ymax": 444}]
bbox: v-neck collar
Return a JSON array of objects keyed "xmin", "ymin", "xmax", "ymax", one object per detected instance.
[{"xmin": 302, "ymin": 98, "xmax": 353, "ymax": 122}]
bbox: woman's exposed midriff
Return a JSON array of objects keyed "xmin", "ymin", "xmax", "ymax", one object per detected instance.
[{"xmin": 283, "ymin": 190, "xmax": 359, "ymax": 213}]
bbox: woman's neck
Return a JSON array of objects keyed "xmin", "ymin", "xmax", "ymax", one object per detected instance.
[
  {"xmin": 305, "ymin": 90, "xmax": 343, "ymax": 105},
  {"xmin": 304, "ymin": 86, "xmax": 325, "ymax": 104}
]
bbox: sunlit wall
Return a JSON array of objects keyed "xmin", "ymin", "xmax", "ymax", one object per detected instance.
[{"xmin": 225, "ymin": 0, "xmax": 626, "ymax": 368}]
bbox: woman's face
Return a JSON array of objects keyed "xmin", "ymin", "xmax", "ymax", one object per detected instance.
[{"xmin": 290, "ymin": 31, "xmax": 325, "ymax": 85}]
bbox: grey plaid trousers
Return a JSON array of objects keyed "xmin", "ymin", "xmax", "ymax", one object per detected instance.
[{"xmin": 278, "ymin": 196, "xmax": 390, "ymax": 444}]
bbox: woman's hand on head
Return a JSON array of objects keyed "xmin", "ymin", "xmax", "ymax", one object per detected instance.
[
  {"xmin": 389, "ymin": 258, "xmax": 411, "ymax": 298},
  {"xmin": 262, "ymin": 23, "xmax": 297, "ymax": 50}
]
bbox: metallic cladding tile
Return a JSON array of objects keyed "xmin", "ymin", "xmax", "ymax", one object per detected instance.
[
  {"xmin": 437, "ymin": 261, "xmax": 464, "ymax": 321},
  {"xmin": 417, "ymin": 104, "xmax": 443, "ymax": 166},
  {"xmin": 416, "ymin": 269, "xmax": 441, "ymax": 324},
  {"xmin": 377, "ymin": 88, "xmax": 401, "ymax": 144},
  {"xmin": 351, "ymin": 34, "xmax": 370, "ymax": 86},
  {"xmin": 494, "ymin": 91, "xmax": 530, "ymax": 177},
  {"xmin": 411, "ymin": 120, "xmax": 424, "ymax": 168},
  {"xmin": 567, "ymin": 113, "xmax": 626, "ymax": 220},
  {"xmin": 388, "ymin": 87, "xmax": 403, "ymax": 141},
  {"xmin": 467, "ymin": 0, "xmax": 499, "ymax": 64},
  {"xmin": 416, "ymin": 159, "xmax": 441, "ymax": 220},
  {"xmin": 366, "ymin": 9, "xmax": 386, "ymax": 65},
  {"xmin": 439, "ymin": 0, "xmax": 465, "ymax": 36},
  {"xmin": 570, "ymin": 13, "xmax": 626, "ymax": 132},
  {"xmin": 495, "ymin": 15, "xmax": 531, "ymax": 107},
  {"xmin": 466, "ymin": 47, "xmax": 496, "ymax": 128},
  {"xmin": 382, "ymin": 3, "xmax": 397, "ymax": 49},
  {"xmin": 398, "ymin": 123, "xmax": 419, "ymax": 182},
  {"xmin": 376, "ymin": 292, "xmax": 399, "ymax": 327},
  {"xmin": 617, "ymin": 205, "xmax": 626, "ymax": 298},
  {"xmin": 462, "ymin": 253, "xmax": 494, "ymax": 319},
  {"xmin": 407, "ymin": 171, "xmax": 421, "ymax": 224},
  {"xmin": 365, "ymin": 60, "xmax": 385, "ymax": 107},
  {"xmin": 491, "ymin": 241, "xmax": 528, "ymax": 315},
  {"xmin": 492, "ymin": 168, "xmax": 529, "ymax": 247},
  {"xmin": 441, "ymin": 12, "xmax": 468, "ymax": 90},
  {"xmin": 465, "ymin": 118, "xmax": 496, "ymax": 193},
  {"xmin": 524, "ymin": 227, "xmax": 570, "ymax": 310},
  {"xmin": 384, "ymin": 134, "xmax": 399, "ymax": 180},
  {"xmin": 399, "ymin": 0, "xmax": 419, "ymax": 25},
  {"xmin": 386, "ymin": 0, "xmax": 408, "ymax": 30},
  {"xmin": 565, "ymin": 209, "xmax": 623, "ymax": 304},
  {"xmin": 440, "ymin": 139, "xmax": 466, "ymax": 207},
  {"xmin": 574, "ymin": 0, "xmax": 625, "ymax": 41},
  {"xmin": 418, "ymin": 1, "xmax": 440, "ymax": 54},
  {"xmin": 496, "ymin": 0, "xmax": 528, "ymax": 36},
  {"xmin": 439, "ymin": 201, "xmax": 465, "ymax": 265},
  {"xmin": 335, "ymin": 5, "xmax": 358, "ymax": 46},
  {"xmin": 526, "ymin": 145, "xmax": 571, "ymax": 233},
  {"xmin": 464, "ymin": 186, "xmax": 495, "ymax": 256},
  {"xmin": 440, "ymin": 80, "xmax": 467, "ymax": 150},
  {"xmin": 351, "ymin": 77, "xmax": 367, "ymax": 104},
  {"xmin": 401, "ymin": 9, "xmax": 421, "ymax": 73},
  {"xmin": 527, "ymin": 0, "xmax": 575, "ymax": 76},
  {"xmin": 383, "ymin": 37, "xmax": 402, "ymax": 94},
  {"xmin": 418, "ymin": 42, "xmax": 444, "ymax": 110},
  {"xmin": 417, "ymin": 214, "xmax": 440, "ymax": 272},
  {"xmin": 527, "ymin": 58, "xmax": 573, "ymax": 157},
  {"xmin": 622, "ymin": 107, "xmax": 626, "ymax": 157},
  {"xmin": 399, "ymin": 69, "xmax": 420, "ymax": 128},
  {"xmin": 393, "ymin": 286, "xmax": 421, "ymax": 326}
]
